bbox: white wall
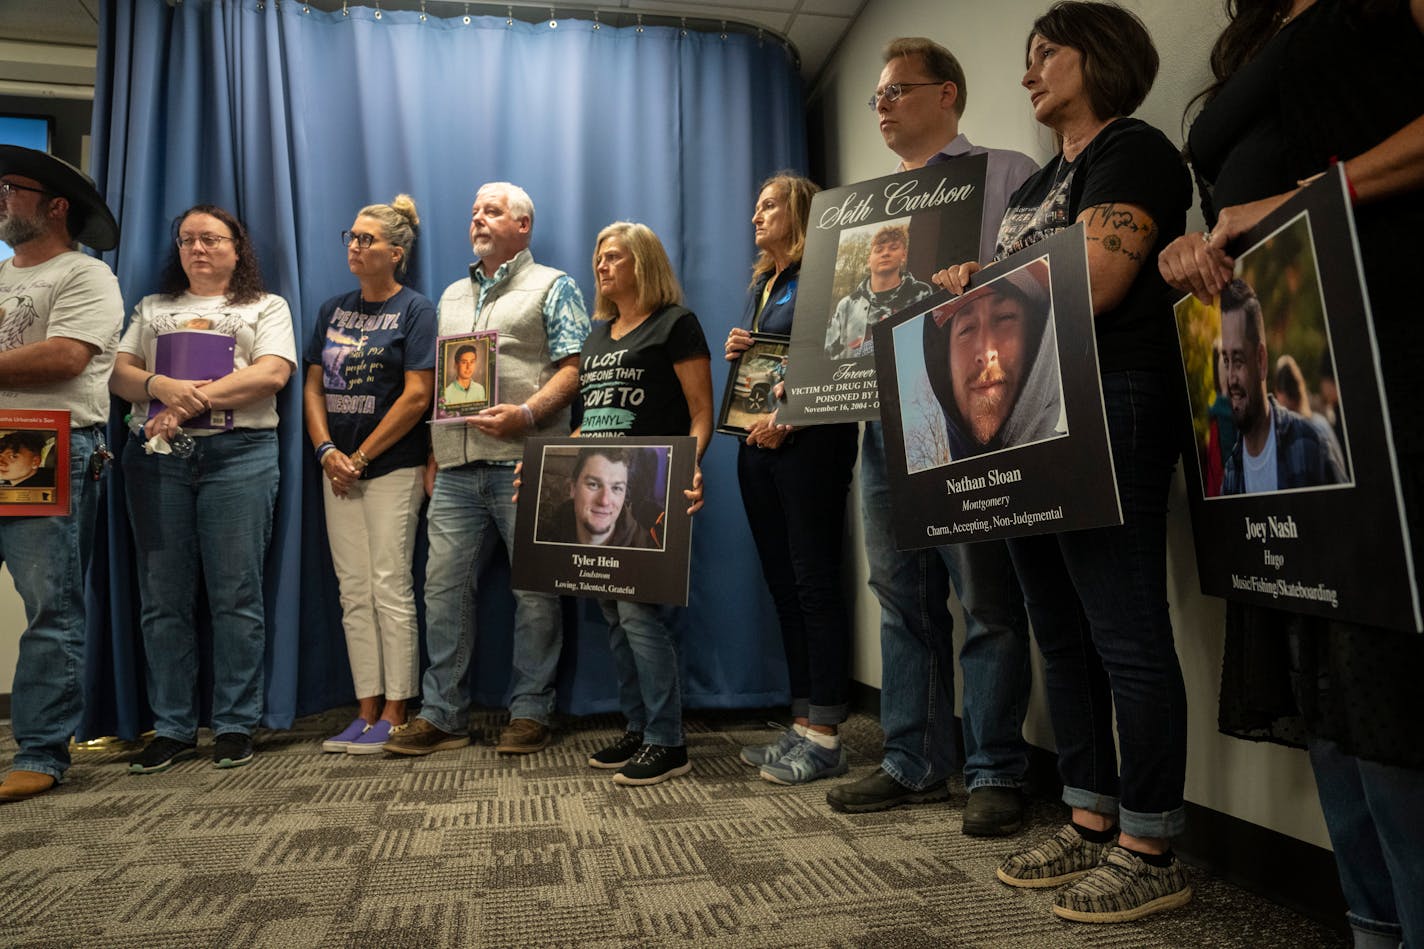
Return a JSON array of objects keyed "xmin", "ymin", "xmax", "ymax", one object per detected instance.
[
  {"xmin": 0, "ymin": 574, "xmax": 18, "ymax": 701},
  {"xmin": 813, "ymin": 0, "xmax": 1330, "ymax": 849}
]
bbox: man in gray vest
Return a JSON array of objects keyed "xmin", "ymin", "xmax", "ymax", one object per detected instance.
[{"xmin": 384, "ymin": 182, "xmax": 589, "ymax": 757}]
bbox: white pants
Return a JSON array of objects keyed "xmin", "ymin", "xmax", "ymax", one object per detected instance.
[{"xmin": 322, "ymin": 465, "xmax": 425, "ymax": 700}]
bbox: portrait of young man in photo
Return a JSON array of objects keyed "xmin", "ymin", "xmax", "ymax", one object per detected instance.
[{"xmin": 539, "ymin": 445, "xmax": 660, "ymax": 549}]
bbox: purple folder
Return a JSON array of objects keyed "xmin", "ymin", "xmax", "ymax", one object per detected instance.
[{"xmin": 148, "ymin": 330, "xmax": 236, "ymax": 430}]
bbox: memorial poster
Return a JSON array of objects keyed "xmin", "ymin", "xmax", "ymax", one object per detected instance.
[
  {"xmin": 1172, "ymin": 168, "xmax": 1419, "ymax": 631},
  {"xmin": 779, "ymin": 157, "xmax": 986, "ymax": 425},
  {"xmin": 872, "ymin": 225, "xmax": 1121, "ymax": 549},
  {"xmin": 511, "ymin": 436, "xmax": 697, "ymax": 605},
  {"xmin": 434, "ymin": 330, "xmax": 498, "ymax": 422},
  {"xmin": 0, "ymin": 409, "xmax": 69, "ymax": 516}
]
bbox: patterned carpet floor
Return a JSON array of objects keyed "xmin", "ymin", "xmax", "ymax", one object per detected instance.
[{"xmin": 0, "ymin": 710, "xmax": 1343, "ymax": 948}]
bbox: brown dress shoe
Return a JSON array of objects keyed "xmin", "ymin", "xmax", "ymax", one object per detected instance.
[
  {"xmin": 0, "ymin": 770, "xmax": 57, "ymax": 803},
  {"xmin": 496, "ymin": 718, "xmax": 551, "ymax": 754}
]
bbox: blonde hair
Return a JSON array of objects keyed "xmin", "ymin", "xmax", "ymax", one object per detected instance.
[
  {"xmin": 750, "ymin": 172, "xmax": 820, "ymax": 288},
  {"xmin": 357, "ymin": 193, "xmax": 420, "ymax": 278},
  {"xmin": 591, "ymin": 221, "xmax": 683, "ymax": 321}
]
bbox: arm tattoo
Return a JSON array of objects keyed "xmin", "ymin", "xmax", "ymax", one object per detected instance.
[{"xmin": 1085, "ymin": 203, "xmax": 1157, "ymax": 262}]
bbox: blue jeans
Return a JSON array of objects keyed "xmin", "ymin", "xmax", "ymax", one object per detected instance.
[
  {"xmin": 737, "ymin": 423, "xmax": 858, "ymax": 725},
  {"xmin": 421, "ymin": 463, "xmax": 562, "ymax": 732},
  {"xmin": 1309, "ymin": 738, "xmax": 1423, "ymax": 948},
  {"xmin": 860, "ymin": 421, "xmax": 1031, "ymax": 791},
  {"xmin": 599, "ymin": 599, "xmax": 682, "ymax": 747},
  {"xmin": 124, "ymin": 429, "xmax": 278, "ymax": 741},
  {"xmin": 1006, "ymin": 370, "xmax": 1186, "ymax": 838},
  {"xmin": 4, "ymin": 428, "xmax": 101, "ymax": 780}
]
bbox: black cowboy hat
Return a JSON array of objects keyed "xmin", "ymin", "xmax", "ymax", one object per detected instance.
[{"xmin": 0, "ymin": 145, "xmax": 119, "ymax": 251}]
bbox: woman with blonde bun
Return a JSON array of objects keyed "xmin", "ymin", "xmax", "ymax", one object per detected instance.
[{"xmin": 305, "ymin": 194, "xmax": 436, "ymax": 755}]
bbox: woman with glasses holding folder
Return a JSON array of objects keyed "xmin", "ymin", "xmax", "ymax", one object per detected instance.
[{"xmin": 111, "ymin": 204, "xmax": 296, "ymax": 774}]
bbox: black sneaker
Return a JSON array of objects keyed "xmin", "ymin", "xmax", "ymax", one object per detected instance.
[
  {"xmin": 613, "ymin": 743, "xmax": 691, "ymax": 786},
  {"xmin": 213, "ymin": 732, "xmax": 254, "ymax": 769},
  {"xmin": 129, "ymin": 736, "xmax": 197, "ymax": 774},
  {"xmin": 588, "ymin": 731, "xmax": 644, "ymax": 770}
]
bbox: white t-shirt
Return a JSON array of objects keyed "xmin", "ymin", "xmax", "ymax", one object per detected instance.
[
  {"xmin": 118, "ymin": 291, "xmax": 297, "ymax": 432},
  {"xmin": 1242, "ymin": 419, "xmax": 1278, "ymax": 494},
  {"xmin": 0, "ymin": 252, "xmax": 123, "ymax": 427}
]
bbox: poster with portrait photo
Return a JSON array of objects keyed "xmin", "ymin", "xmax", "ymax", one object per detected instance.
[
  {"xmin": 433, "ymin": 330, "xmax": 497, "ymax": 422},
  {"xmin": 716, "ymin": 333, "xmax": 789, "ymax": 438},
  {"xmin": 0, "ymin": 409, "xmax": 69, "ymax": 516},
  {"xmin": 511, "ymin": 435, "xmax": 697, "ymax": 605},
  {"xmin": 872, "ymin": 225, "xmax": 1120, "ymax": 551},
  {"xmin": 779, "ymin": 156, "xmax": 987, "ymax": 425},
  {"xmin": 1173, "ymin": 169, "xmax": 1419, "ymax": 631}
]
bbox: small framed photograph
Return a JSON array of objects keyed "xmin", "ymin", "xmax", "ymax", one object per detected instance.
[
  {"xmin": 0, "ymin": 409, "xmax": 70, "ymax": 516},
  {"xmin": 434, "ymin": 330, "xmax": 498, "ymax": 422},
  {"xmin": 716, "ymin": 333, "xmax": 790, "ymax": 438}
]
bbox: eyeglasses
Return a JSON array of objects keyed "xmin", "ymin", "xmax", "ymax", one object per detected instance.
[
  {"xmin": 867, "ymin": 81, "xmax": 944, "ymax": 111},
  {"xmin": 342, "ymin": 230, "xmax": 378, "ymax": 249},
  {"xmin": 0, "ymin": 180, "xmax": 54, "ymax": 199},
  {"xmin": 176, "ymin": 234, "xmax": 235, "ymax": 250}
]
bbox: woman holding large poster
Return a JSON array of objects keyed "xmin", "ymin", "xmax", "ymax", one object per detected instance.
[
  {"xmin": 938, "ymin": 1, "xmax": 1192, "ymax": 924},
  {"xmin": 578, "ymin": 221, "xmax": 712, "ymax": 786},
  {"xmin": 1158, "ymin": 0, "xmax": 1424, "ymax": 942},
  {"xmin": 726, "ymin": 175, "xmax": 859, "ymax": 786}
]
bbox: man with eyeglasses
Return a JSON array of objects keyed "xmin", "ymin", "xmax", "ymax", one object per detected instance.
[
  {"xmin": 826, "ymin": 38, "xmax": 1041, "ymax": 838},
  {"xmin": 0, "ymin": 146, "xmax": 123, "ymax": 803},
  {"xmin": 384, "ymin": 181, "xmax": 589, "ymax": 759}
]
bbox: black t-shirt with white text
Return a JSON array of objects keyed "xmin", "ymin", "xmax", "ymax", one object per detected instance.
[{"xmin": 578, "ymin": 304, "xmax": 710, "ymax": 436}]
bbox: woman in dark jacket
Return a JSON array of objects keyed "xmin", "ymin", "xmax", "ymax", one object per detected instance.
[{"xmin": 726, "ymin": 173, "xmax": 860, "ymax": 785}]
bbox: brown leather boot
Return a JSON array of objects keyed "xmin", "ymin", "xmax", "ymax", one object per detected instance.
[{"xmin": 0, "ymin": 770, "xmax": 57, "ymax": 803}]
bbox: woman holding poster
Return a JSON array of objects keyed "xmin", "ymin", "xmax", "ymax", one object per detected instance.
[
  {"xmin": 1158, "ymin": 0, "xmax": 1424, "ymax": 942},
  {"xmin": 938, "ymin": 1, "xmax": 1192, "ymax": 923},
  {"xmin": 111, "ymin": 205, "xmax": 297, "ymax": 774},
  {"xmin": 725, "ymin": 174, "xmax": 859, "ymax": 786},
  {"xmin": 304, "ymin": 195, "xmax": 435, "ymax": 756},
  {"xmin": 579, "ymin": 221, "xmax": 712, "ymax": 786}
]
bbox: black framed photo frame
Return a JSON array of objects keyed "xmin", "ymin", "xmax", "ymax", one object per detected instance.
[
  {"xmin": 511, "ymin": 435, "xmax": 697, "ymax": 605},
  {"xmin": 0, "ymin": 409, "xmax": 69, "ymax": 516},
  {"xmin": 779, "ymin": 157, "xmax": 988, "ymax": 426},
  {"xmin": 1172, "ymin": 168, "xmax": 1420, "ymax": 632},
  {"xmin": 433, "ymin": 330, "xmax": 498, "ymax": 422},
  {"xmin": 716, "ymin": 332, "xmax": 789, "ymax": 438},
  {"xmin": 872, "ymin": 224, "xmax": 1121, "ymax": 550}
]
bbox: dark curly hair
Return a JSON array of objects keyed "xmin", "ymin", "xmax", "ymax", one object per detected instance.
[{"xmin": 159, "ymin": 205, "xmax": 267, "ymax": 304}]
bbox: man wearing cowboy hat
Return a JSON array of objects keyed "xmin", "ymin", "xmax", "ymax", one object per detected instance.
[{"xmin": 0, "ymin": 145, "xmax": 123, "ymax": 803}]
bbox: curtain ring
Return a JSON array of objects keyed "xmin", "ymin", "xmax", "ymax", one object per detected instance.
[
  {"xmin": 419, "ymin": 0, "xmax": 426, "ymax": 21},
  {"xmin": 342, "ymin": 0, "xmax": 349, "ymax": 16},
  {"xmin": 592, "ymin": 10, "xmax": 599, "ymax": 30},
  {"xmin": 507, "ymin": 5, "xmax": 513, "ymax": 27},
  {"xmin": 549, "ymin": 6, "xmax": 557, "ymax": 28},
  {"xmin": 636, "ymin": 13, "xmax": 644, "ymax": 33},
  {"xmin": 720, "ymin": 20, "xmax": 728, "ymax": 41},
  {"xmin": 464, "ymin": 3, "xmax": 471, "ymax": 25},
  {"xmin": 680, "ymin": 17, "xmax": 687, "ymax": 37},
  {"xmin": 374, "ymin": 0, "xmax": 382, "ymax": 20}
]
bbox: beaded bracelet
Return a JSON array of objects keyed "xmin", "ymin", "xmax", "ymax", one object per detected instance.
[{"xmin": 314, "ymin": 440, "xmax": 336, "ymax": 464}]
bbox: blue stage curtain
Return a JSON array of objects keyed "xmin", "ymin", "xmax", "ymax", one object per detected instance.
[{"xmin": 81, "ymin": 0, "xmax": 808, "ymax": 737}]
